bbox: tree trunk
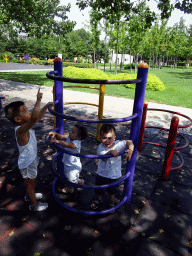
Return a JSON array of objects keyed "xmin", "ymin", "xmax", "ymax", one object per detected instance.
[
  {"xmin": 120, "ymin": 48, "xmax": 124, "ymax": 73},
  {"xmin": 135, "ymin": 54, "xmax": 138, "ymax": 74},
  {"xmin": 94, "ymin": 50, "xmax": 96, "ymax": 68},
  {"xmin": 115, "ymin": 42, "xmax": 118, "ymax": 75},
  {"xmin": 130, "ymin": 50, "xmax": 132, "ymax": 73},
  {"xmin": 149, "ymin": 50, "xmax": 151, "ymax": 69},
  {"xmin": 115, "ymin": 23, "xmax": 119, "ymax": 75},
  {"xmin": 110, "ymin": 50, "xmax": 113, "ymax": 71}
]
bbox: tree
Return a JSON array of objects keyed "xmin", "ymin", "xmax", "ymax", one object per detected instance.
[
  {"xmin": 65, "ymin": 29, "xmax": 92, "ymax": 60},
  {"xmin": 0, "ymin": 0, "xmax": 76, "ymax": 37},
  {"xmin": 174, "ymin": 0, "xmax": 192, "ymax": 13},
  {"xmin": 90, "ymin": 9, "xmax": 101, "ymax": 67},
  {"xmin": 77, "ymin": 0, "xmax": 174, "ymax": 21}
]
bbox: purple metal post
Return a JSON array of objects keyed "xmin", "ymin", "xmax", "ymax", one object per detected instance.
[
  {"xmin": 54, "ymin": 58, "xmax": 64, "ymax": 179},
  {"xmin": 54, "ymin": 58, "xmax": 64, "ymax": 135},
  {"xmin": 124, "ymin": 63, "xmax": 149, "ymax": 204}
]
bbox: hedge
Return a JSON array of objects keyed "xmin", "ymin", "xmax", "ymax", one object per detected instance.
[
  {"xmin": 63, "ymin": 66, "xmax": 108, "ymax": 80},
  {"xmin": 124, "ymin": 63, "xmax": 136, "ymax": 69},
  {"xmin": 63, "ymin": 62, "xmax": 94, "ymax": 68},
  {"xmin": 0, "ymin": 52, "xmax": 15, "ymax": 60},
  {"xmin": 63, "ymin": 66, "xmax": 165, "ymax": 91}
]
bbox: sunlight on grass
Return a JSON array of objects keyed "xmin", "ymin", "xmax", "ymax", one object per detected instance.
[{"xmin": 0, "ymin": 67, "xmax": 191, "ymax": 108}]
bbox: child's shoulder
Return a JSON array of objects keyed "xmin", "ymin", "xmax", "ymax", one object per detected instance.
[{"xmin": 14, "ymin": 125, "xmax": 21, "ymax": 131}]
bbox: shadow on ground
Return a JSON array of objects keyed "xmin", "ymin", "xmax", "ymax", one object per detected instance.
[{"xmin": 0, "ymin": 96, "xmax": 192, "ymax": 256}]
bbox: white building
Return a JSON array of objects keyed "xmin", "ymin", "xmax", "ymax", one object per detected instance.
[{"xmin": 109, "ymin": 50, "xmax": 133, "ymax": 64}]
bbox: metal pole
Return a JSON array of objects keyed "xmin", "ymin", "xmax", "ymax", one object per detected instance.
[
  {"xmin": 54, "ymin": 57, "xmax": 64, "ymax": 179},
  {"xmin": 162, "ymin": 116, "xmax": 179, "ymax": 180},
  {"xmin": 138, "ymin": 102, "xmax": 148, "ymax": 151},
  {"xmin": 97, "ymin": 83, "xmax": 105, "ymax": 141},
  {"xmin": 124, "ymin": 63, "xmax": 149, "ymax": 204}
]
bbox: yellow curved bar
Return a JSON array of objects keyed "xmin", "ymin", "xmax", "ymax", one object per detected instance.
[
  {"xmin": 63, "ymin": 85, "xmax": 100, "ymax": 90},
  {"xmin": 88, "ymin": 132, "xmax": 96, "ymax": 137},
  {"xmin": 97, "ymin": 84, "xmax": 105, "ymax": 141},
  {"xmin": 64, "ymin": 102, "xmax": 99, "ymax": 107}
]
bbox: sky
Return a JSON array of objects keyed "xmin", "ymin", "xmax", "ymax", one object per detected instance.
[{"xmin": 60, "ymin": 0, "xmax": 192, "ymax": 31}]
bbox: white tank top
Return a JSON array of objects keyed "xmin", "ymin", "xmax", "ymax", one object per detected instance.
[{"xmin": 15, "ymin": 126, "xmax": 37, "ymax": 169}]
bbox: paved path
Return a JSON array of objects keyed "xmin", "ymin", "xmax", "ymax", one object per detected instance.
[
  {"xmin": 0, "ymin": 62, "xmax": 53, "ymax": 72},
  {"xmin": 0, "ymin": 63, "xmax": 192, "ymax": 256}
]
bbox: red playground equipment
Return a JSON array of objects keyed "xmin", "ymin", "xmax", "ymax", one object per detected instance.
[{"xmin": 138, "ymin": 102, "xmax": 192, "ymax": 180}]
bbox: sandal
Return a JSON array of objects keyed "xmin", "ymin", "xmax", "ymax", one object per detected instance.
[
  {"xmin": 91, "ymin": 198, "xmax": 102, "ymax": 210},
  {"xmin": 61, "ymin": 187, "xmax": 74, "ymax": 194}
]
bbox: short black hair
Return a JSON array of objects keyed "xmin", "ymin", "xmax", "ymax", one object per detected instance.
[
  {"xmin": 100, "ymin": 124, "xmax": 116, "ymax": 135},
  {"xmin": 74, "ymin": 124, "xmax": 88, "ymax": 140},
  {"xmin": 4, "ymin": 101, "xmax": 24, "ymax": 125}
]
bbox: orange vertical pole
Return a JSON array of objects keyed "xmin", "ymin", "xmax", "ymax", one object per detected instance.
[
  {"xmin": 97, "ymin": 83, "xmax": 105, "ymax": 141},
  {"xmin": 138, "ymin": 102, "xmax": 148, "ymax": 151},
  {"xmin": 162, "ymin": 116, "xmax": 179, "ymax": 180}
]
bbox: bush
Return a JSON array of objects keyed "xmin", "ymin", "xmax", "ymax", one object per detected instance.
[
  {"xmin": 145, "ymin": 74, "xmax": 165, "ymax": 91},
  {"xmin": 177, "ymin": 61, "xmax": 185, "ymax": 67},
  {"xmin": 124, "ymin": 63, "xmax": 136, "ymax": 69},
  {"xmin": 62, "ymin": 67, "xmax": 165, "ymax": 91},
  {"xmin": 0, "ymin": 52, "xmax": 15, "ymax": 60},
  {"xmin": 9, "ymin": 59, "xmax": 19, "ymax": 63},
  {"xmin": 63, "ymin": 66, "xmax": 108, "ymax": 80},
  {"xmin": 29, "ymin": 58, "xmax": 47, "ymax": 65},
  {"xmin": 63, "ymin": 62, "xmax": 94, "ymax": 68},
  {"xmin": 30, "ymin": 58, "xmax": 40, "ymax": 64},
  {"xmin": 48, "ymin": 59, "xmax": 54, "ymax": 65},
  {"xmin": 108, "ymin": 73, "xmax": 165, "ymax": 91}
]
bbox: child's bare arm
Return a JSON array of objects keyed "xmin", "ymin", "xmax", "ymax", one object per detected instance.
[
  {"xmin": 101, "ymin": 149, "xmax": 120, "ymax": 161},
  {"xmin": 125, "ymin": 140, "xmax": 134, "ymax": 161},
  {"xmin": 50, "ymin": 138, "xmax": 76, "ymax": 149},
  {"xmin": 17, "ymin": 89, "xmax": 42, "ymax": 135},
  {"xmin": 35, "ymin": 102, "xmax": 53, "ymax": 123},
  {"xmin": 49, "ymin": 132, "xmax": 66, "ymax": 140}
]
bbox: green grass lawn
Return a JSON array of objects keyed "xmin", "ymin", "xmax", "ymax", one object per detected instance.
[{"xmin": 0, "ymin": 66, "xmax": 191, "ymax": 108}]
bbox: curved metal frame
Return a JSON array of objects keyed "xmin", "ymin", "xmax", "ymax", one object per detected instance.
[
  {"xmin": 140, "ymin": 107, "xmax": 192, "ymax": 173},
  {"xmin": 46, "ymin": 70, "xmax": 142, "ymax": 85},
  {"xmin": 46, "ymin": 61, "xmax": 149, "ymax": 215},
  {"xmin": 147, "ymin": 108, "xmax": 192, "ymax": 129},
  {"xmin": 142, "ymin": 127, "xmax": 185, "ymax": 171},
  {"xmin": 48, "ymin": 103, "xmax": 138, "ymax": 123}
]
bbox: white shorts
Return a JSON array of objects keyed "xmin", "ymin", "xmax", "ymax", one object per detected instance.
[
  {"xmin": 64, "ymin": 164, "xmax": 81, "ymax": 184},
  {"xmin": 20, "ymin": 157, "xmax": 39, "ymax": 179}
]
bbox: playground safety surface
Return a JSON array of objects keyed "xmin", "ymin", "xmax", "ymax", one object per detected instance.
[{"xmin": 0, "ymin": 63, "xmax": 192, "ymax": 256}]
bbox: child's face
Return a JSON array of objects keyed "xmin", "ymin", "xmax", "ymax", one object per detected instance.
[
  {"xmin": 69, "ymin": 126, "xmax": 81, "ymax": 141},
  {"xmin": 100, "ymin": 130, "xmax": 116, "ymax": 148},
  {"xmin": 16, "ymin": 104, "xmax": 31, "ymax": 124}
]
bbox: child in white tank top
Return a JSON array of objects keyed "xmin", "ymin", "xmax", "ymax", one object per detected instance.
[{"xmin": 5, "ymin": 89, "xmax": 53, "ymax": 211}]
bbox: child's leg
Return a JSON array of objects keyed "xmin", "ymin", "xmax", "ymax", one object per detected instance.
[
  {"xmin": 62, "ymin": 166, "xmax": 80, "ymax": 193},
  {"xmin": 91, "ymin": 175, "xmax": 103, "ymax": 209},
  {"xmin": 107, "ymin": 178, "xmax": 118, "ymax": 207},
  {"xmin": 24, "ymin": 178, "xmax": 38, "ymax": 207},
  {"xmin": 108, "ymin": 193, "xmax": 115, "ymax": 206}
]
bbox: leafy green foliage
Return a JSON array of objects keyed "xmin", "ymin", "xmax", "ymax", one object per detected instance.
[
  {"xmin": 62, "ymin": 66, "xmax": 165, "ymax": 91},
  {"xmin": 124, "ymin": 63, "xmax": 136, "ymax": 69},
  {"xmin": 76, "ymin": 0, "xmax": 174, "ymax": 22},
  {"xmin": 64, "ymin": 29, "xmax": 93, "ymax": 59},
  {"xmin": 0, "ymin": 51, "xmax": 15, "ymax": 60},
  {"xmin": 145, "ymin": 74, "xmax": 165, "ymax": 91},
  {"xmin": 63, "ymin": 63, "xmax": 94, "ymax": 68},
  {"xmin": 175, "ymin": 0, "xmax": 192, "ymax": 13},
  {"xmin": 0, "ymin": 0, "xmax": 75, "ymax": 37},
  {"xmin": 63, "ymin": 66, "xmax": 108, "ymax": 79}
]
